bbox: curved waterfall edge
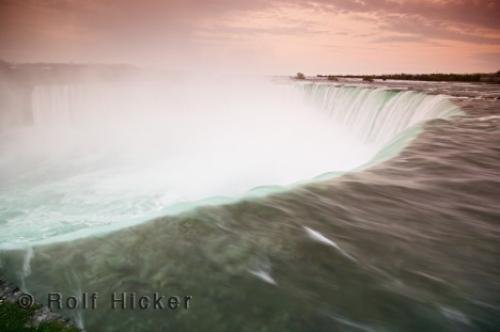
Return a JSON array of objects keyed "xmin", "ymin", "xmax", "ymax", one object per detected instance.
[{"xmin": 0, "ymin": 85, "xmax": 464, "ymax": 250}]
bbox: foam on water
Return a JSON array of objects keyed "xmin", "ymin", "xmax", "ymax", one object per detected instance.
[{"xmin": 303, "ymin": 226, "xmax": 356, "ymax": 261}]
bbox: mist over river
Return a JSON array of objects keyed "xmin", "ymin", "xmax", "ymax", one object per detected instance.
[{"xmin": 1, "ymin": 77, "xmax": 499, "ymax": 331}]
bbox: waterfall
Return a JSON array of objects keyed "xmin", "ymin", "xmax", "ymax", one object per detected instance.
[
  {"xmin": 19, "ymin": 247, "xmax": 34, "ymax": 291},
  {"xmin": 302, "ymin": 83, "xmax": 461, "ymax": 145},
  {"xmin": 0, "ymin": 80, "xmax": 463, "ymax": 249},
  {"xmin": 29, "ymin": 82, "xmax": 461, "ymax": 145},
  {"xmin": 66, "ymin": 269, "xmax": 86, "ymax": 330},
  {"xmin": 32, "ymin": 85, "xmax": 76, "ymax": 127}
]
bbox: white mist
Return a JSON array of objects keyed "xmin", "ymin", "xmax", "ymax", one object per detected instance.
[{"xmin": 0, "ymin": 78, "xmax": 459, "ymax": 247}]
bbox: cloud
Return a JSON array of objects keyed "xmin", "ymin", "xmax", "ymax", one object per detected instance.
[
  {"xmin": 303, "ymin": 0, "xmax": 500, "ymax": 45},
  {"xmin": 1, "ymin": 0, "xmax": 500, "ymax": 73},
  {"xmin": 2, "ymin": 0, "xmax": 499, "ymax": 49},
  {"xmin": 374, "ymin": 34, "xmax": 426, "ymax": 44},
  {"xmin": 310, "ymin": 0, "xmax": 500, "ymax": 30},
  {"xmin": 376, "ymin": 14, "xmax": 500, "ymax": 45}
]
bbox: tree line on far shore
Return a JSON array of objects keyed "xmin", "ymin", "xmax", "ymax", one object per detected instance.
[{"xmin": 294, "ymin": 71, "xmax": 500, "ymax": 83}]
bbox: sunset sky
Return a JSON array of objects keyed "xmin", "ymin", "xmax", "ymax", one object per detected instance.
[{"xmin": 1, "ymin": 0, "xmax": 499, "ymax": 75}]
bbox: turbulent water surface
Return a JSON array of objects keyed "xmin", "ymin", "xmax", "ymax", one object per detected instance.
[{"xmin": 0, "ymin": 78, "xmax": 499, "ymax": 332}]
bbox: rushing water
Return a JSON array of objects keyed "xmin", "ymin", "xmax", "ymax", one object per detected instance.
[
  {"xmin": 0, "ymin": 80, "xmax": 459, "ymax": 248},
  {"xmin": 0, "ymin": 78, "xmax": 499, "ymax": 332}
]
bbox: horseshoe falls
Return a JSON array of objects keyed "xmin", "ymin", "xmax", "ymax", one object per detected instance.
[
  {"xmin": 1, "ymin": 78, "xmax": 500, "ymax": 332},
  {"xmin": 0, "ymin": 81, "xmax": 459, "ymax": 248}
]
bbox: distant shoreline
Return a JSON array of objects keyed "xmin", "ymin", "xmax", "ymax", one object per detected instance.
[{"xmin": 303, "ymin": 72, "xmax": 500, "ymax": 84}]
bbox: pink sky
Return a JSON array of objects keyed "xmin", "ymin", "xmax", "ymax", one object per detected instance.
[{"xmin": 1, "ymin": 0, "xmax": 499, "ymax": 74}]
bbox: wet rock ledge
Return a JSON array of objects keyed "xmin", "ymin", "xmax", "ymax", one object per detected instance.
[{"xmin": 0, "ymin": 280, "xmax": 80, "ymax": 332}]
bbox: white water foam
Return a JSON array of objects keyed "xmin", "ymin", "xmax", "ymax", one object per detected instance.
[
  {"xmin": 19, "ymin": 246, "xmax": 34, "ymax": 290},
  {"xmin": 303, "ymin": 226, "xmax": 356, "ymax": 261},
  {"xmin": 249, "ymin": 269, "xmax": 277, "ymax": 285}
]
